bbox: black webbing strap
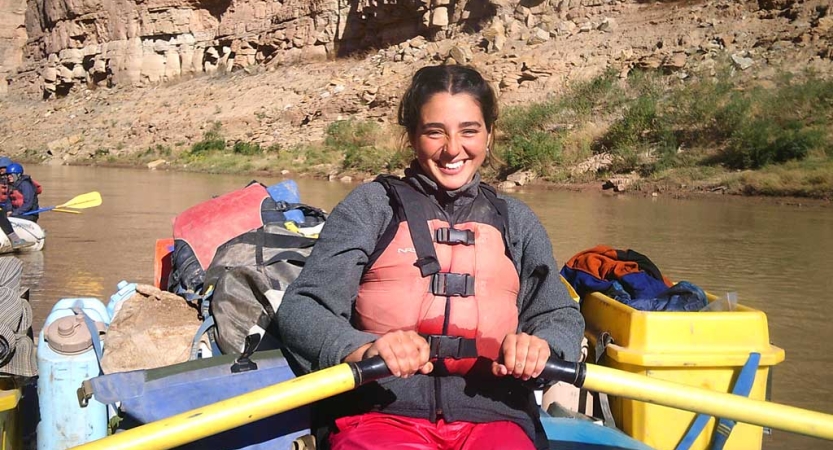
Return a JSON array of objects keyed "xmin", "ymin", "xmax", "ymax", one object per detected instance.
[
  {"xmin": 479, "ymin": 184, "xmax": 514, "ymax": 262},
  {"xmin": 424, "ymin": 334, "xmax": 478, "ymax": 360},
  {"xmin": 593, "ymin": 331, "xmax": 617, "ymax": 429},
  {"xmin": 430, "ymin": 273, "xmax": 475, "ymax": 297},
  {"xmin": 387, "ymin": 182, "xmax": 441, "ymax": 277}
]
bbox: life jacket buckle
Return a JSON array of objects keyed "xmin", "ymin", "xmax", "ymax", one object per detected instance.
[
  {"xmin": 426, "ymin": 335, "xmax": 478, "ymax": 360},
  {"xmin": 430, "ymin": 272, "xmax": 475, "ymax": 297},
  {"xmin": 434, "ymin": 228, "xmax": 475, "ymax": 245}
]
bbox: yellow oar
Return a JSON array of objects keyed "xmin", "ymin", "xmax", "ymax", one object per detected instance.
[
  {"xmin": 73, "ymin": 359, "xmax": 387, "ymax": 450},
  {"xmin": 52, "ymin": 208, "xmax": 82, "ymax": 214},
  {"xmin": 23, "ymin": 191, "xmax": 102, "ymax": 216},
  {"xmin": 72, "ymin": 358, "xmax": 833, "ymax": 450}
]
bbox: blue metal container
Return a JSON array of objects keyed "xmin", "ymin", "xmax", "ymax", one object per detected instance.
[
  {"xmin": 37, "ymin": 298, "xmax": 109, "ymax": 449},
  {"xmin": 106, "ymin": 281, "xmax": 137, "ymax": 320}
]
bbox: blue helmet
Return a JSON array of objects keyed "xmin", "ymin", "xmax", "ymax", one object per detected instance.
[
  {"xmin": 0, "ymin": 157, "xmax": 11, "ymax": 168},
  {"xmin": 6, "ymin": 163, "xmax": 23, "ymax": 175}
]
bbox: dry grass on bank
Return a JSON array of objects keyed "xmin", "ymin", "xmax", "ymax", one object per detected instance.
[{"xmin": 76, "ymin": 65, "xmax": 833, "ymax": 199}]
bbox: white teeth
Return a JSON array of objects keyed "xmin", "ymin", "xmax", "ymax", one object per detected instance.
[{"xmin": 443, "ymin": 161, "xmax": 464, "ymax": 169}]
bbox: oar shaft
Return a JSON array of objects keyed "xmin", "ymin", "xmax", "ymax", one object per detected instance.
[
  {"xmin": 582, "ymin": 364, "xmax": 833, "ymax": 440},
  {"xmin": 73, "ymin": 363, "xmax": 359, "ymax": 450}
]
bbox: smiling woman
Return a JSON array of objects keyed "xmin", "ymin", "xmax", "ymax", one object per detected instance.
[
  {"xmin": 398, "ymin": 66, "xmax": 497, "ymax": 191},
  {"xmin": 276, "ymin": 64, "xmax": 585, "ymax": 450}
]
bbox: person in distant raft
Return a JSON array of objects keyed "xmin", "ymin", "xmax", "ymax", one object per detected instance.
[
  {"xmin": 5, "ymin": 163, "xmax": 41, "ymax": 222},
  {"xmin": 277, "ymin": 65, "xmax": 584, "ymax": 450},
  {"xmin": 0, "ymin": 159, "xmax": 34, "ymax": 249}
]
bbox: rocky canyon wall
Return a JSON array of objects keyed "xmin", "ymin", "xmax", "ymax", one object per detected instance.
[
  {"xmin": 6, "ymin": 0, "xmax": 501, "ymax": 97},
  {"xmin": 4, "ymin": 0, "xmax": 620, "ymax": 98},
  {"xmin": 0, "ymin": 0, "xmax": 27, "ymax": 94}
]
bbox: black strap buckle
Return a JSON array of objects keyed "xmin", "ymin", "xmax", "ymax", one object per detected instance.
[
  {"xmin": 231, "ymin": 334, "xmax": 261, "ymax": 373},
  {"xmin": 426, "ymin": 335, "xmax": 478, "ymax": 360},
  {"xmin": 434, "ymin": 228, "xmax": 475, "ymax": 245},
  {"xmin": 430, "ymin": 272, "xmax": 475, "ymax": 297}
]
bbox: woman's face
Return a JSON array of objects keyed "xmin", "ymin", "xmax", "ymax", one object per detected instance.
[{"xmin": 411, "ymin": 92, "xmax": 490, "ymax": 191}]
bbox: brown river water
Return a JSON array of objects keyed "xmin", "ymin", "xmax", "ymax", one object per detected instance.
[{"xmin": 20, "ymin": 165, "xmax": 833, "ymax": 449}]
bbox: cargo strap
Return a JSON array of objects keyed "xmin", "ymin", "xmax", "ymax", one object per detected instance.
[
  {"xmin": 71, "ymin": 301, "xmax": 105, "ymax": 374},
  {"xmin": 675, "ymin": 352, "xmax": 761, "ymax": 450},
  {"xmin": 587, "ymin": 331, "xmax": 616, "ymax": 429}
]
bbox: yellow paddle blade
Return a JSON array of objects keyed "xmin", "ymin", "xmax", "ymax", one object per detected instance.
[
  {"xmin": 57, "ymin": 191, "xmax": 102, "ymax": 209},
  {"xmin": 52, "ymin": 208, "xmax": 82, "ymax": 214}
]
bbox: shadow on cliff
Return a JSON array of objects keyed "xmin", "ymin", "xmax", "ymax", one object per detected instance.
[
  {"xmin": 335, "ymin": 0, "xmax": 497, "ymax": 58},
  {"xmin": 200, "ymin": 0, "xmax": 233, "ymax": 21}
]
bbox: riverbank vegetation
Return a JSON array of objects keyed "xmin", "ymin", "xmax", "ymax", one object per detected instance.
[{"xmin": 94, "ymin": 65, "xmax": 833, "ymax": 199}]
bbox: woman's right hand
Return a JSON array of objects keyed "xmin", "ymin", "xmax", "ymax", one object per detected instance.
[{"xmin": 345, "ymin": 330, "xmax": 433, "ymax": 378}]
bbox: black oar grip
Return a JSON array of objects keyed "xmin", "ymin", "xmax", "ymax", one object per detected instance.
[
  {"xmin": 350, "ymin": 356, "xmax": 390, "ymax": 385},
  {"xmin": 538, "ymin": 358, "xmax": 587, "ymax": 388},
  {"xmin": 351, "ymin": 356, "xmax": 586, "ymax": 388}
]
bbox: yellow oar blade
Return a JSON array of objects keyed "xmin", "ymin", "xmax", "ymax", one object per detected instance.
[
  {"xmin": 52, "ymin": 208, "xmax": 82, "ymax": 214},
  {"xmin": 58, "ymin": 191, "xmax": 102, "ymax": 209}
]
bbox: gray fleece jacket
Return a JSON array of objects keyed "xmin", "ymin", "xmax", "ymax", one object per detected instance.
[{"xmin": 276, "ymin": 167, "xmax": 585, "ymax": 442}]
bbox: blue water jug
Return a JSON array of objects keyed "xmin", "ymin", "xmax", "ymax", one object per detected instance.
[
  {"xmin": 267, "ymin": 180, "xmax": 305, "ymax": 224},
  {"xmin": 106, "ymin": 281, "xmax": 137, "ymax": 320},
  {"xmin": 37, "ymin": 298, "xmax": 109, "ymax": 449}
]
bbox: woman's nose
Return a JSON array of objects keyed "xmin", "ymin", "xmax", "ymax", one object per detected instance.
[{"xmin": 444, "ymin": 136, "xmax": 462, "ymax": 157}]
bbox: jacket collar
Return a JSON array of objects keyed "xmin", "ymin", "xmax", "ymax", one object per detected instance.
[{"xmin": 403, "ymin": 161, "xmax": 481, "ymax": 208}]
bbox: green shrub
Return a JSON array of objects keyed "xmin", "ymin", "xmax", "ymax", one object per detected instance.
[
  {"xmin": 325, "ymin": 120, "xmax": 379, "ymax": 149},
  {"xmin": 561, "ymin": 69, "xmax": 623, "ymax": 117},
  {"xmin": 343, "ymin": 146, "xmax": 392, "ymax": 173},
  {"xmin": 501, "ymin": 102, "xmax": 559, "ymax": 138},
  {"xmin": 502, "ymin": 131, "xmax": 563, "ymax": 172},
  {"xmin": 232, "ymin": 141, "xmax": 262, "ymax": 156},
  {"xmin": 191, "ymin": 122, "xmax": 226, "ymax": 155},
  {"xmin": 724, "ymin": 120, "xmax": 823, "ymax": 169}
]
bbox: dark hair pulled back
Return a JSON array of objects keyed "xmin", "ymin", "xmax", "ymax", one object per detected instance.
[{"xmin": 397, "ymin": 65, "xmax": 498, "ymax": 139}]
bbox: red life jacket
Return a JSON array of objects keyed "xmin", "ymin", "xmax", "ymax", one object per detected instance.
[
  {"xmin": 355, "ymin": 177, "xmax": 520, "ymax": 375},
  {"xmin": 172, "ymin": 182, "xmax": 269, "ymax": 271},
  {"xmin": 9, "ymin": 176, "xmax": 42, "ymax": 208}
]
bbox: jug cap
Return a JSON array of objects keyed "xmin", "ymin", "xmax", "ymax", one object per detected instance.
[{"xmin": 44, "ymin": 315, "xmax": 102, "ymax": 354}]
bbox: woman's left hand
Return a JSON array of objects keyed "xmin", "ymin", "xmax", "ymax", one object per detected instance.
[{"xmin": 491, "ymin": 332, "xmax": 551, "ymax": 380}]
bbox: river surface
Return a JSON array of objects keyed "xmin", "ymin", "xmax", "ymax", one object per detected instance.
[{"xmin": 21, "ymin": 165, "xmax": 833, "ymax": 449}]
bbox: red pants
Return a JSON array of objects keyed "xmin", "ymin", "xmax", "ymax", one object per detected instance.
[{"xmin": 329, "ymin": 412, "xmax": 535, "ymax": 450}]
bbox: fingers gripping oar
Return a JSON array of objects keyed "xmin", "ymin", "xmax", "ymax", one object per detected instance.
[
  {"xmin": 23, "ymin": 191, "xmax": 102, "ymax": 216},
  {"xmin": 72, "ymin": 358, "xmax": 833, "ymax": 450}
]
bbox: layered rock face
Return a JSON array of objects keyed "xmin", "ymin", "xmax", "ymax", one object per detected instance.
[
  {"xmin": 0, "ymin": 0, "xmax": 27, "ymax": 94},
  {"xmin": 14, "ymin": 0, "xmax": 501, "ymax": 97}
]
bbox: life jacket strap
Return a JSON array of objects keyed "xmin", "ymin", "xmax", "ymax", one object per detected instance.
[
  {"xmin": 434, "ymin": 227, "xmax": 475, "ymax": 245},
  {"xmin": 430, "ymin": 272, "xmax": 475, "ymax": 297},
  {"xmin": 424, "ymin": 334, "xmax": 478, "ymax": 360}
]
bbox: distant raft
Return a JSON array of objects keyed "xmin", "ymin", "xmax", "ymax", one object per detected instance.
[{"xmin": 0, "ymin": 218, "xmax": 45, "ymax": 254}]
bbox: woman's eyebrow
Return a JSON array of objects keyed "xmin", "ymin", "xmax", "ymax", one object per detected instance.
[{"xmin": 420, "ymin": 121, "xmax": 483, "ymax": 129}]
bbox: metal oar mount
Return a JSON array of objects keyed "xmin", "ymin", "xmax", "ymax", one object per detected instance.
[{"xmin": 72, "ymin": 357, "xmax": 833, "ymax": 450}]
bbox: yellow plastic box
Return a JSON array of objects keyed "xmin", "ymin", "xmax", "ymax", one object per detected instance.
[
  {"xmin": 0, "ymin": 386, "xmax": 21, "ymax": 450},
  {"xmin": 582, "ymin": 292, "xmax": 785, "ymax": 450}
]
